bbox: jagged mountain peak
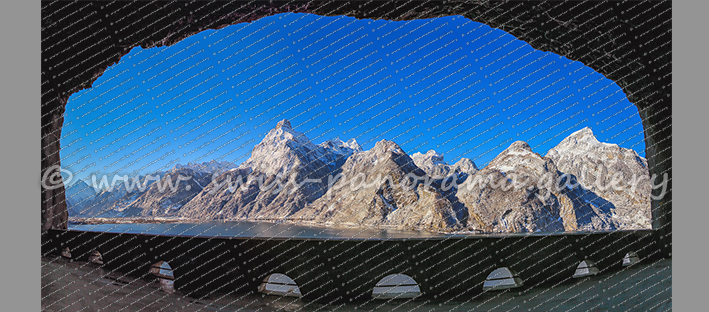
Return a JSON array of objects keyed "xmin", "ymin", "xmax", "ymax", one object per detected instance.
[
  {"xmin": 423, "ymin": 149, "xmax": 444, "ymax": 158},
  {"xmin": 491, "ymin": 141, "xmax": 543, "ymax": 163},
  {"xmin": 412, "ymin": 150, "xmax": 445, "ymax": 164},
  {"xmin": 453, "ymin": 158, "xmax": 478, "ymax": 172},
  {"xmin": 345, "ymin": 138, "xmax": 362, "ymax": 152},
  {"xmin": 319, "ymin": 138, "xmax": 363, "ymax": 155},
  {"xmin": 336, "ymin": 139, "xmax": 420, "ymax": 175},
  {"xmin": 505, "ymin": 141, "xmax": 534, "ymax": 153},
  {"xmin": 411, "ymin": 150, "xmax": 446, "ymax": 175},
  {"xmin": 552, "ymin": 127, "xmax": 615, "ymax": 150},
  {"xmin": 546, "ymin": 127, "xmax": 645, "ymax": 162},
  {"xmin": 238, "ymin": 119, "xmax": 366, "ymax": 179},
  {"xmin": 545, "ymin": 127, "xmax": 651, "ymax": 229},
  {"xmin": 239, "ymin": 121, "xmax": 318, "ymax": 176},
  {"xmin": 486, "ymin": 141, "xmax": 554, "ymax": 176},
  {"xmin": 568, "ymin": 127, "xmax": 602, "ymax": 143},
  {"xmin": 372, "ymin": 139, "xmax": 406, "ymax": 154},
  {"xmin": 262, "ymin": 119, "xmax": 313, "ymax": 147},
  {"xmin": 572, "ymin": 126, "xmax": 594, "ymax": 136},
  {"xmin": 410, "ymin": 149, "xmax": 479, "ymax": 180},
  {"xmin": 276, "ymin": 119, "xmax": 292, "ymax": 129}
]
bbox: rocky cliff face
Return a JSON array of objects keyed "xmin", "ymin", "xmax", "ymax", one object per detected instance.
[
  {"xmin": 178, "ymin": 120, "xmax": 356, "ymax": 220},
  {"xmin": 410, "ymin": 150, "xmax": 479, "ymax": 226},
  {"xmin": 411, "ymin": 150, "xmax": 478, "ymax": 181},
  {"xmin": 546, "ymin": 127, "xmax": 651, "ymax": 229},
  {"xmin": 291, "ymin": 140, "xmax": 461, "ymax": 231},
  {"xmin": 457, "ymin": 141, "xmax": 617, "ymax": 232},
  {"xmin": 456, "ymin": 142, "xmax": 563, "ymax": 232}
]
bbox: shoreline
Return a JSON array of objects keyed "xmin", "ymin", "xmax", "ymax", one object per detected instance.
[{"xmin": 67, "ymin": 217, "xmax": 651, "ymax": 236}]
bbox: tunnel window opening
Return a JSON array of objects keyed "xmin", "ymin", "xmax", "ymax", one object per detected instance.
[
  {"xmin": 60, "ymin": 12, "xmax": 649, "ymax": 235},
  {"xmin": 572, "ymin": 259, "xmax": 600, "ymax": 278},
  {"xmin": 483, "ymin": 267, "xmax": 523, "ymax": 291},
  {"xmin": 372, "ymin": 274, "xmax": 421, "ymax": 299},
  {"xmin": 149, "ymin": 261, "xmax": 175, "ymax": 293},
  {"xmin": 258, "ymin": 273, "xmax": 302, "ymax": 297},
  {"xmin": 623, "ymin": 252, "xmax": 640, "ymax": 266}
]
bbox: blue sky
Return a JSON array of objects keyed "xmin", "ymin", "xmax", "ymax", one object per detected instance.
[{"xmin": 61, "ymin": 13, "xmax": 645, "ymax": 183}]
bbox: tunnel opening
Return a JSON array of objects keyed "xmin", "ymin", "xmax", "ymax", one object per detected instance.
[
  {"xmin": 149, "ymin": 260, "xmax": 175, "ymax": 294},
  {"xmin": 623, "ymin": 252, "xmax": 641, "ymax": 267},
  {"xmin": 572, "ymin": 259, "xmax": 600, "ymax": 278},
  {"xmin": 372, "ymin": 274, "xmax": 421, "ymax": 299},
  {"xmin": 258, "ymin": 273, "xmax": 302, "ymax": 298},
  {"xmin": 483, "ymin": 267, "xmax": 523, "ymax": 291},
  {"xmin": 40, "ymin": 2, "xmax": 672, "ymax": 309},
  {"xmin": 54, "ymin": 12, "xmax": 654, "ymax": 237},
  {"xmin": 40, "ymin": 4, "xmax": 672, "ymax": 265}
]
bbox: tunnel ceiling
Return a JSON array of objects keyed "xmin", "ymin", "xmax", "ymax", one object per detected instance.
[{"xmin": 41, "ymin": 0, "xmax": 671, "ymax": 247}]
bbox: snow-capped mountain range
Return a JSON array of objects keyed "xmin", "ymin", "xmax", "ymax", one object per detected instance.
[{"xmin": 68, "ymin": 120, "xmax": 651, "ymax": 233}]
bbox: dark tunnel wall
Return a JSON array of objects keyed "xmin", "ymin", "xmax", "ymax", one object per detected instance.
[
  {"xmin": 41, "ymin": 1, "xmax": 671, "ymax": 251},
  {"xmin": 45, "ymin": 229, "xmax": 657, "ymax": 303}
]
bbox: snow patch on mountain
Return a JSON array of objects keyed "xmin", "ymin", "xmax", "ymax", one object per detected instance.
[{"xmin": 175, "ymin": 160, "xmax": 237, "ymax": 175}]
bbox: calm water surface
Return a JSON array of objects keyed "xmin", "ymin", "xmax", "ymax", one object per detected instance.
[
  {"xmin": 68, "ymin": 221, "xmax": 450, "ymax": 239},
  {"xmin": 68, "ymin": 221, "xmax": 608, "ymax": 239}
]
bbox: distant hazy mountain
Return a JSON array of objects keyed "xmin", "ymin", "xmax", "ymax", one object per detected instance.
[
  {"xmin": 65, "ymin": 179, "xmax": 97, "ymax": 215},
  {"xmin": 120, "ymin": 167, "xmax": 214, "ymax": 217},
  {"xmin": 70, "ymin": 160, "xmax": 237, "ymax": 218},
  {"xmin": 73, "ymin": 173, "xmax": 159, "ymax": 217},
  {"xmin": 174, "ymin": 160, "xmax": 237, "ymax": 175}
]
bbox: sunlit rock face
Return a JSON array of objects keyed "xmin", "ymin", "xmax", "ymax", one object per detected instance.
[
  {"xmin": 457, "ymin": 140, "xmax": 617, "ymax": 233},
  {"xmin": 411, "ymin": 150, "xmax": 447, "ymax": 176},
  {"xmin": 410, "ymin": 150, "xmax": 478, "ymax": 226},
  {"xmin": 179, "ymin": 120, "xmax": 357, "ymax": 220},
  {"xmin": 291, "ymin": 140, "xmax": 461, "ymax": 231},
  {"xmin": 546, "ymin": 127, "xmax": 652, "ymax": 229},
  {"xmin": 411, "ymin": 150, "xmax": 478, "ymax": 181},
  {"xmin": 457, "ymin": 142, "xmax": 566, "ymax": 233}
]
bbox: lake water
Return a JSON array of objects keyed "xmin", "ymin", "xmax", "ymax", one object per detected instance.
[{"xmin": 68, "ymin": 221, "xmax": 451, "ymax": 239}]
